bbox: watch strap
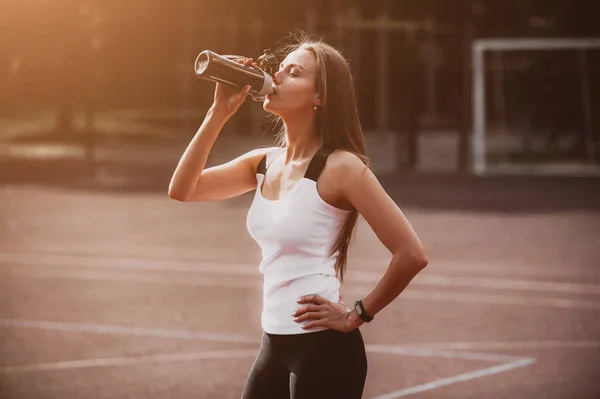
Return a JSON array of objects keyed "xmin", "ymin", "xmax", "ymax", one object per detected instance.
[{"xmin": 354, "ymin": 299, "xmax": 374, "ymax": 323}]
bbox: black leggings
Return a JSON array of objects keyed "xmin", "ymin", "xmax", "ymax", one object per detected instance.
[{"xmin": 241, "ymin": 328, "xmax": 368, "ymax": 399}]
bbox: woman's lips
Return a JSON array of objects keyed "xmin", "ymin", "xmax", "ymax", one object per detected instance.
[{"xmin": 265, "ymin": 86, "xmax": 278, "ymax": 100}]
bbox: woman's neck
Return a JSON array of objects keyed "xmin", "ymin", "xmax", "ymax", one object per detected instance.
[{"xmin": 281, "ymin": 112, "xmax": 321, "ymax": 164}]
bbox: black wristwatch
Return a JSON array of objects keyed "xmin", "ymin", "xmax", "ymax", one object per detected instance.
[{"xmin": 353, "ymin": 299, "xmax": 374, "ymax": 323}]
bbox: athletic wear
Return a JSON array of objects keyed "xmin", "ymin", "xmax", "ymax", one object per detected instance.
[
  {"xmin": 246, "ymin": 148, "xmax": 351, "ymax": 335},
  {"xmin": 241, "ymin": 328, "xmax": 368, "ymax": 399}
]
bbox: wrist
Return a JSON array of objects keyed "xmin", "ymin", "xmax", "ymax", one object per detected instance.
[
  {"xmin": 208, "ymin": 104, "xmax": 231, "ymax": 121},
  {"xmin": 346, "ymin": 308, "xmax": 364, "ymax": 331}
]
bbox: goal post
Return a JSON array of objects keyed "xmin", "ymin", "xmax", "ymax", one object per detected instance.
[{"xmin": 472, "ymin": 38, "xmax": 600, "ymax": 175}]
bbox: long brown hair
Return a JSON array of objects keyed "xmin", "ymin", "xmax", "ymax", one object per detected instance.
[{"xmin": 271, "ymin": 33, "xmax": 370, "ymax": 282}]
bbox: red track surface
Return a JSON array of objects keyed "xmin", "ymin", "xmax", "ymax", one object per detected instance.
[{"xmin": 1, "ymin": 175, "xmax": 599, "ymax": 398}]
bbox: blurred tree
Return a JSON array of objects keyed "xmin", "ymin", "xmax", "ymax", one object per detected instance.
[
  {"xmin": 54, "ymin": 1, "xmax": 105, "ymax": 135},
  {"xmin": 79, "ymin": 1, "xmax": 104, "ymax": 133}
]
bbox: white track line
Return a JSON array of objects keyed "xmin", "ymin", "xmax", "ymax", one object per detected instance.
[
  {"xmin": 0, "ymin": 267, "xmax": 257, "ymax": 289},
  {"xmin": 366, "ymin": 345, "xmax": 526, "ymax": 363},
  {"xmin": 351, "ymin": 257, "xmax": 600, "ymax": 279},
  {"xmin": 371, "ymin": 358, "xmax": 536, "ymax": 399},
  {"xmin": 4, "ymin": 267, "xmax": 600, "ymax": 311},
  {"xmin": 0, "ymin": 318, "xmax": 539, "ymax": 397},
  {"xmin": 403, "ymin": 340, "xmax": 600, "ymax": 351},
  {"xmin": 393, "ymin": 274, "xmax": 600, "ymax": 295},
  {"xmin": 0, "ymin": 349, "xmax": 258, "ymax": 375},
  {"xmin": 0, "ymin": 319, "xmax": 257, "ymax": 344},
  {"xmin": 2, "ymin": 251, "xmax": 600, "ymax": 295},
  {"xmin": 389, "ymin": 289, "xmax": 600, "ymax": 310},
  {"xmin": 0, "ymin": 252, "xmax": 257, "ymax": 275},
  {"xmin": 7, "ymin": 249, "xmax": 597, "ymax": 280}
]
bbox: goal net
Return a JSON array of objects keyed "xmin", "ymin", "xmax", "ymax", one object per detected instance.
[{"xmin": 471, "ymin": 38, "xmax": 600, "ymax": 175}]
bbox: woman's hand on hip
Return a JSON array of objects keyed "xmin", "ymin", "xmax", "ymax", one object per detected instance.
[{"xmin": 293, "ymin": 294, "xmax": 363, "ymax": 333}]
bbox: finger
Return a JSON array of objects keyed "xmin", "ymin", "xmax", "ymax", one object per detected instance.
[
  {"xmin": 237, "ymin": 85, "xmax": 251, "ymax": 98},
  {"xmin": 243, "ymin": 57, "xmax": 254, "ymax": 66},
  {"xmin": 292, "ymin": 304, "xmax": 321, "ymax": 317},
  {"xmin": 302, "ymin": 319, "xmax": 327, "ymax": 329},
  {"xmin": 294, "ymin": 311, "xmax": 322, "ymax": 322},
  {"xmin": 297, "ymin": 295, "xmax": 327, "ymax": 305}
]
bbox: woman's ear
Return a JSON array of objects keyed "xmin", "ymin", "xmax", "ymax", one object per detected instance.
[{"xmin": 314, "ymin": 96, "xmax": 323, "ymax": 107}]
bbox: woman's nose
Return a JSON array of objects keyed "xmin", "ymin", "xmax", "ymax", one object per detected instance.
[{"xmin": 273, "ymin": 70, "xmax": 283, "ymax": 84}]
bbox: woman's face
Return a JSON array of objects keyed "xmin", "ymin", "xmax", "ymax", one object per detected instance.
[{"xmin": 263, "ymin": 48, "xmax": 320, "ymax": 115}]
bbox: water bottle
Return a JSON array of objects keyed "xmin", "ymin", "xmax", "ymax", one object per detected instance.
[{"xmin": 194, "ymin": 49, "xmax": 277, "ymax": 102}]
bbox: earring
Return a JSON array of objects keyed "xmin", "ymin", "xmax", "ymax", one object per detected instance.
[{"xmin": 313, "ymin": 105, "xmax": 317, "ymax": 111}]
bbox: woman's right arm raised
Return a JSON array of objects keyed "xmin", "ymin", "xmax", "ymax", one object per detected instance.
[{"xmin": 168, "ymin": 58, "xmax": 274, "ymax": 202}]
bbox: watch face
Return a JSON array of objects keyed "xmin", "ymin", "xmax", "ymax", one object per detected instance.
[
  {"xmin": 354, "ymin": 300, "xmax": 363, "ymax": 315},
  {"xmin": 354, "ymin": 300, "xmax": 372, "ymax": 322}
]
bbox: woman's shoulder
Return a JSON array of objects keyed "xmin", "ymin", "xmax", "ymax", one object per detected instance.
[
  {"xmin": 319, "ymin": 149, "xmax": 370, "ymax": 189},
  {"xmin": 246, "ymin": 145, "xmax": 282, "ymax": 158},
  {"xmin": 316, "ymin": 149, "xmax": 370, "ymax": 209},
  {"xmin": 240, "ymin": 146, "xmax": 282, "ymax": 175},
  {"xmin": 326, "ymin": 149, "xmax": 369, "ymax": 173}
]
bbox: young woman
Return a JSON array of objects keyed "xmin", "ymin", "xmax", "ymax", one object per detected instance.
[{"xmin": 169, "ymin": 36, "xmax": 428, "ymax": 399}]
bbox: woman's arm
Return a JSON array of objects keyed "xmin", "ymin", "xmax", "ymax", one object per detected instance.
[
  {"xmin": 169, "ymin": 57, "xmax": 276, "ymax": 202},
  {"xmin": 168, "ymin": 105, "xmax": 275, "ymax": 202},
  {"xmin": 337, "ymin": 151, "xmax": 428, "ymax": 328},
  {"xmin": 168, "ymin": 106, "xmax": 229, "ymax": 201},
  {"xmin": 295, "ymin": 151, "xmax": 428, "ymax": 331}
]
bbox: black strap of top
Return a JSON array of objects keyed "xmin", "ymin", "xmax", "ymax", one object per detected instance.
[
  {"xmin": 257, "ymin": 154, "xmax": 267, "ymax": 175},
  {"xmin": 256, "ymin": 147, "xmax": 333, "ymax": 181},
  {"xmin": 304, "ymin": 148, "xmax": 334, "ymax": 182},
  {"xmin": 257, "ymin": 148, "xmax": 285, "ymax": 175}
]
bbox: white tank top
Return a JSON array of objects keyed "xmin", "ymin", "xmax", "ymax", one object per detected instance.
[{"xmin": 246, "ymin": 148, "xmax": 351, "ymax": 334}]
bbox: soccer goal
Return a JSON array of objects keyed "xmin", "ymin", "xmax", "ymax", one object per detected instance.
[{"xmin": 471, "ymin": 38, "xmax": 600, "ymax": 175}]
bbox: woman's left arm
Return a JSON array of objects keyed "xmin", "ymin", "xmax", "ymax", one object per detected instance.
[{"xmin": 296, "ymin": 152, "xmax": 428, "ymax": 331}]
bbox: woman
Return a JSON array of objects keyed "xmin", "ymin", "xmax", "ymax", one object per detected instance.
[{"xmin": 169, "ymin": 36, "xmax": 428, "ymax": 399}]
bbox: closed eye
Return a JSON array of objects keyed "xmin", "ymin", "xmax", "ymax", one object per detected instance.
[
  {"xmin": 276, "ymin": 68, "xmax": 299, "ymax": 78},
  {"xmin": 279, "ymin": 63, "xmax": 303, "ymax": 77}
]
